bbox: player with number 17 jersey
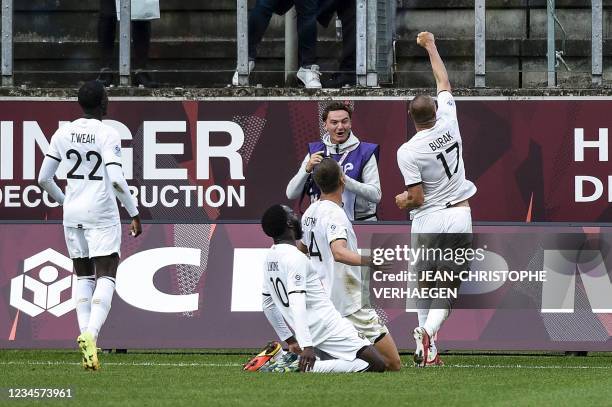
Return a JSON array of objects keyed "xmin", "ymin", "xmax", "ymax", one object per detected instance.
[
  {"xmin": 396, "ymin": 90, "xmax": 476, "ymax": 220},
  {"xmin": 45, "ymin": 119, "xmax": 124, "ymax": 228}
]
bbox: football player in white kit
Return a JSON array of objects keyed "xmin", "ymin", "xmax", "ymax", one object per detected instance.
[
  {"xmin": 395, "ymin": 32, "xmax": 477, "ymax": 367},
  {"xmin": 259, "ymin": 204, "xmax": 385, "ymax": 373},
  {"xmin": 38, "ymin": 81, "xmax": 142, "ymax": 370},
  {"xmin": 300, "ymin": 158, "xmax": 402, "ymax": 371}
]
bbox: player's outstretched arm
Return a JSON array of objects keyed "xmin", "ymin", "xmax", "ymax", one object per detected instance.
[
  {"xmin": 417, "ymin": 32, "xmax": 451, "ymax": 94},
  {"xmin": 37, "ymin": 156, "xmax": 65, "ymax": 205},
  {"xmin": 330, "ymin": 239, "xmax": 374, "ymax": 267}
]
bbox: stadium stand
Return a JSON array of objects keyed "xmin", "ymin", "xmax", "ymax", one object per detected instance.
[{"xmin": 6, "ymin": 0, "xmax": 610, "ymax": 89}]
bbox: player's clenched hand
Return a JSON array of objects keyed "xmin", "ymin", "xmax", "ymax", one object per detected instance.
[
  {"xmin": 416, "ymin": 32, "xmax": 435, "ymax": 49},
  {"xmin": 395, "ymin": 191, "xmax": 410, "ymax": 209},
  {"xmin": 299, "ymin": 347, "xmax": 316, "ymax": 372},
  {"xmin": 305, "ymin": 151, "xmax": 325, "ymax": 173},
  {"xmin": 130, "ymin": 215, "xmax": 142, "ymax": 237},
  {"xmin": 363, "ymin": 255, "xmax": 392, "ymax": 271}
]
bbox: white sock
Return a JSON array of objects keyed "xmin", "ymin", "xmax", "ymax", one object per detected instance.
[
  {"xmin": 76, "ymin": 276, "xmax": 96, "ymax": 334},
  {"xmin": 428, "ymin": 338, "xmax": 438, "ymax": 360},
  {"xmin": 423, "ymin": 308, "xmax": 450, "ymax": 338},
  {"xmin": 87, "ymin": 277, "xmax": 115, "ymax": 340},
  {"xmin": 417, "ymin": 308, "xmax": 429, "ymax": 327},
  {"xmin": 310, "ymin": 358, "xmax": 369, "ymax": 373}
]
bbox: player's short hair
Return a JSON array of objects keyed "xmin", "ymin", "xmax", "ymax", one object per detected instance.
[
  {"xmin": 78, "ymin": 80, "xmax": 106, "ymax": 111},
  {"xmin": 409, "ymin": 94, "xmax": 437, "ymax": 125},
  {"xmin": 313, "ymin": 158, "xmax": 342, "ymax": 194},
  {"xmin": 321, "ymin": 101, "xmax": 352, "ymax": 122},
  {"xmin": 261, "ymin": 204, "xmax": 288, "ymax": 238}
]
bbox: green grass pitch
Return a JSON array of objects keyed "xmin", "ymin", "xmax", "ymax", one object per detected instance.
[{"xmin": 1, "ymin": 350, "xmax": 611, "ymax": 406}]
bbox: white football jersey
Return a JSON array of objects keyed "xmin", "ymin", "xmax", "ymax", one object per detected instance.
[
  {"xmin": 46, "ymin": 118, "xmax": 123, "ymax": 229},
  {"xmin": 262, "ymin": 244, "xmax": 340, "ymax": 346},
  {"xmin": 301, "ymin": 200, "xmax": 363, "ymax": 317},
  {"xmin": 397, "ymin": 91, "xmax": 477, "ymax": 219}
]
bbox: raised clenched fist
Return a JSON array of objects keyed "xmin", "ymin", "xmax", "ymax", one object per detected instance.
[{"xmin": 416, "ymin": 32, "xmax": 435, "ymax": 49}]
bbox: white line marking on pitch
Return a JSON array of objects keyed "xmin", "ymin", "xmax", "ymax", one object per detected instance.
[
  {"xmin": 0, "ymin": 361, "xmax": 242, "ymax": 367},
  {"xmin": 1, "ymin": 361, "xmax": 611, "ymax": 369},
  {"xmin": 447, "ymin": 364, "xmax": 612, "ymax": 369}
]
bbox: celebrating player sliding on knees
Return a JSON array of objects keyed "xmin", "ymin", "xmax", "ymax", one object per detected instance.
[
  {"xmin": 253, "ymin": 204, "xmax": 386, "ymax": 373},
  {"xmin": 300, "ymin": 158, "xmax": 402, "ymax": 371}
]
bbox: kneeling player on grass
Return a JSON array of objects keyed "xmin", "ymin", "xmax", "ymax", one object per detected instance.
[
  {"xmin": 300, "ymin": 158, "xmax": 402, "ymax": 371},
  {"xmin": 37, "ymin": 81, "xmax": 142, "ymax": 370},
  {"xmin": 255, "ymin": 204, "xmax": 386, "ymax": 373}
]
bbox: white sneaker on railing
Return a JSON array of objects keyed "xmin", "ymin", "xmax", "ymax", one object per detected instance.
[
  {"xmin": 297, "ymin": 65, "xmax": 322, "ymax": 89},
  {"xmin": 232, "ymin": 60, "xmax": 255, "ymax": 86}
]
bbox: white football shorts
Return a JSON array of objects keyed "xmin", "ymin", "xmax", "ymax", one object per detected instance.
[
  {"xmin": 411, "ymin": 206, "xmax": 472, "ymax": 234},
  {"xmin": 345, "ymin": 307, "xmax": 390, "ymax": 344},
  {"xmin": 64, "ymin": 224, "xmax": 122, "ymax": 259},
  {"xmin": 316, "ymin": 317, "xmax": 371, "ymax": 362}
]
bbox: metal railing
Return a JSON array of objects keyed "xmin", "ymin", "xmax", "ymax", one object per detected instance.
[
  {"xmin": 592, "ymin": 0, "xmax": 603, "ymax": 86},
  {"xmin": 234, "ymin": 0, "xmax": 383, "ymax": 88},
  {"xmin": 236, "ymin": 0, "xmax": 249, "ymax": 86},
  {"xmin": 474, "ymin": 0, "xmax": 485, "ymax": 88},
  {"xmin": 0, "ymin": 2, "xmax": 607, "ymax": 88},
  {"xmin": 1, "ymin": 0, "xmax": 13, "ymax": 87},
  {"xmin": 119, "ymin": 0, "xmax": 131, "ymax": 86},
  {"xmin": 547, "ymin": 0, "xmax": 556, "ymax": 87}
]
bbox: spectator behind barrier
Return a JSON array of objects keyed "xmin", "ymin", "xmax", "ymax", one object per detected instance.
[
  {"xmin": 232, "ymin": 0, "xmax": 322, "ymax": 89},
  {"xmin": 97, "ymin": 0, "xmax": 159, "ymax": 88},
  {"xmin": 317, "ymin": 0, "xmax": 356, "ymax": 87}
]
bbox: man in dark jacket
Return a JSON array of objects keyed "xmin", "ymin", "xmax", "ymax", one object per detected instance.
[
  {"xmin": 232, "ymin": 0, "xmax": 322, "ymax": 88},
  {"xmin": 318, "ymin": 0, "xmax": 356, "ymax": 87}
]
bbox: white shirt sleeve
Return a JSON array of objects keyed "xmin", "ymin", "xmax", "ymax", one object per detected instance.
[
  {"xmin": 37, "ymin": 155, "xmax": 65, "ymax": 205},
  {"xmin": 326, "ymin": 214, "xmax": 349, "ymax": 244},
  {"xmin": 261, "ymin": 264, "xmax": 294, "ymax": 342},
  {"xmin": 397, "ymin": 146, "xmax": 422, "ymax": 187},
  {"xmin": 101, "ymin": 127, "xmax": 138, "ymax": 217},
  {"xmin": 286, "ymin": 254, "xmax": 308, "ymax": 294},
  {"xmin": 101, "ymin": 128, "xmax": 123, "ymax": 166},
  {"xmin": 45, "ymin": 132, "xmax": 62, "ymax": 161},
  {"xmin": 288, "ymin": 292, "xmax": 312, "ymax": 348},
  {"xmin": 286, "ymin": 154, "xmax": 311, "ymax": 200},
  {"xmin": 106, "ymin": 165, "xmax": 139, "ymax": 217},
  {"xmin": 343, "ymin": 154, "xmax": 381, "ymax": 203},
  {"xmin": 287, "ymin": 254, "xmax": 312, "ymax": 348},
  {"xmin": 436, "ymin": 90, "xmax": 457, "ymax": 123},
  {"xmin": 262, "ymin": 295, "xmax": 294, "ymax": 342}
]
